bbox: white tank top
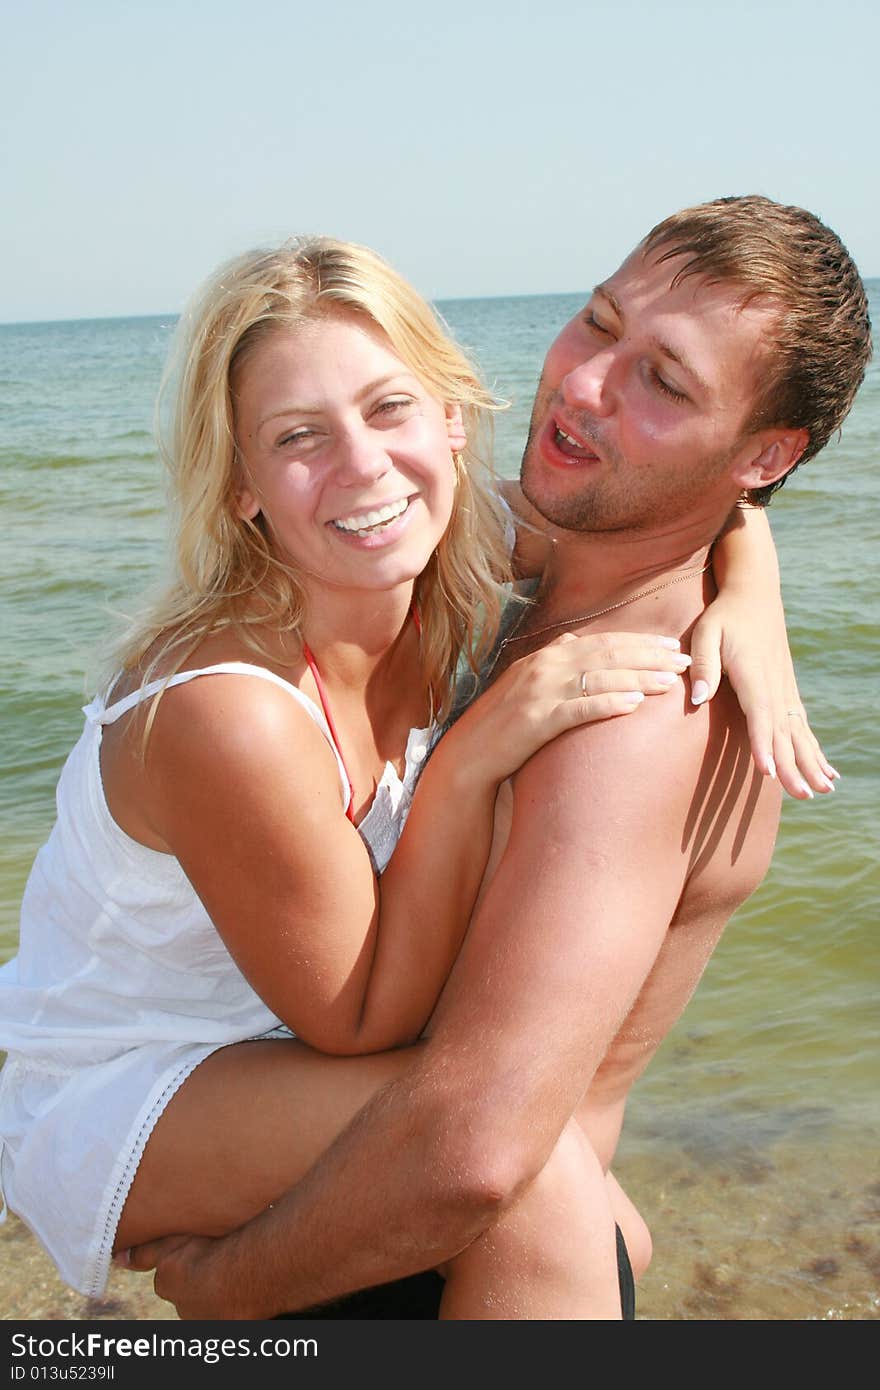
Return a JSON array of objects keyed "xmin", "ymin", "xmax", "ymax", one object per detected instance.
[{"xmin": 0, "ymin": 663, "xmax": 436, "ymax": 1069}]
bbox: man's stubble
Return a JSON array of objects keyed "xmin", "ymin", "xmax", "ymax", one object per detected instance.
[{"xmin": 519, "ymin": 387, "xmax": 736, "ymax": 538}]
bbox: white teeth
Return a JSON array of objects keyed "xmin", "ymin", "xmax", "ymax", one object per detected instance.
[
  {"xmin": 556, "ymin": 428, "xmax": 581, "ymax": 447},
  {"xmin": 332, "ymin": 497, "xmax": 410, "ymax": 533}
]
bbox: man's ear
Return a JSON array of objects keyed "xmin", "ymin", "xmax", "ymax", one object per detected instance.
[
  {"xmin": 731, "ymin": 428, "xmax": 809, "ymax": 493},
  {"xmin": 445, "ymin": 404, "xmax": 467, "ymax": 453}
]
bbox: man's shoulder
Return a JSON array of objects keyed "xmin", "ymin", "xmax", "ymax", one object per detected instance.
[
  {"xmin": 513, "ymin": 672, "xmax": 776, "ymax": 855},
  {"xmin": 523, "ymin": 676, "xmax": 710, "ymax": 791}
]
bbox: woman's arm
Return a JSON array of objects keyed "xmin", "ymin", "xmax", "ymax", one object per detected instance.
[
  {"xmin": 497, "ymin": 478, "xmax": 554, "ymax": 578},
  {"xmin": 501, "ymin": 481, "xmax": 837, "ymax": 799},
  {"xmin": 689, "ymin": 504, "xmax": 838, "ymax": 799},
  {"xmin": 135, "ymin": 636, "xmax": 689, "ymax": 1058},
  {"xmin": 360, "ymin": 629, "xmax": 691, "ymax": 1050}
]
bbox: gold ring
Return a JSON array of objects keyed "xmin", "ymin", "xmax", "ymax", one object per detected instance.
[
  {"xmin": 787, "ymin": 710, "xmax": 804, "ymax": 719},
  {"xmin": 579, "ymin": 671, "xmax": 589, "ymax": 697}
]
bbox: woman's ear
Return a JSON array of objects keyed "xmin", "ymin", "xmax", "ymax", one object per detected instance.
[
  {"xmin": 235, "ymin": 477, "xmax": 261, "ymax": 521},
  {"xmin": 445, "ymin": 404, "xmax": 467, "ymax": 453}
]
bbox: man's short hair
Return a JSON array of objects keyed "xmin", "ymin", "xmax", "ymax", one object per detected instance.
[{"xmin": 642, "ymin": 195, "xmax": 872, "ymax": 503}]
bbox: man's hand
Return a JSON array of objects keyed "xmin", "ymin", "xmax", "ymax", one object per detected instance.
[{"xmin": 121, "ymin": 1233, "xmax": 245, "ymax": 1320}]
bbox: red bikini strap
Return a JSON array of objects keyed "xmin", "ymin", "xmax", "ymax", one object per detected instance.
[
  {"xmin": 302, "ymin": 641, "xmax": 357, "ymax": 824},
  {"xmin": 302, "ymin": 606, "xmax": 421, "ymax": 826}
]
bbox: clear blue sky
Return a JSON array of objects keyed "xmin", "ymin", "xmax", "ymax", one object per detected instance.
[{"xmin": 2, "ymin": 0, "xmax": 878, "ymax": 323}]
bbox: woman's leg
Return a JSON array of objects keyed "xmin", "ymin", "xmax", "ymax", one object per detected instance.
[
  {"xmin": 116, "ymin": 1037, "xmax": 416, "ymax": 1249},
  {"xmin": 120, "ymin": 1041, "xmax": 622, "ymax": 1321},
  {"xmin": 439, "ymin": 1120, "xmax": 622, "ymax": 1320}
]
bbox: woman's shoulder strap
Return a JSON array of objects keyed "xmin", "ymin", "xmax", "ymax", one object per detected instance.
[{"xmin": 83, "ymin": 663, "xmax": 352, "ymax": 807}]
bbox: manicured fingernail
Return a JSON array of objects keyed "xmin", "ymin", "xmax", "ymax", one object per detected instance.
[
  {"xmin": 623, "ymin": 691, "xmax": 645, "ymax": 704},
  {"xmin": 691, "ymin": 679, "xmax": 709, "ymax": 705},
  {"xmin": 655, "ymin": 671, "xmax": 678, "ymax": 685},
  {"xmin": 823, "ymin": 763, "xmax": 841, "ymax": 780},
  {"xmin": 112, "ymin": 1249, "xmax": 131, "ymax": 1268},
  {"xmin": 766, "ymin": 756, "xmax": 777, "ymax": 780},
  {"xmin": 659, "ymin": 637, "xmax": 681, "ymax": 649},
  {"xmin": 671, "ymin": 654, "xmax": 692, "ymax": 669},
  {"xmin": 799, "ymin": 779, "xmax": 814, "ymax": 799},
  {"xmin": 818, "ymin": 776, "xmax": 835, "ymax": 793}
]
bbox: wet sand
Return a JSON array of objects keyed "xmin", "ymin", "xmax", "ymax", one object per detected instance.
[
  {"xmin": 0, "ymin": 1214, "xmax": 174, "ymax": 1321},
  {"xmin": 4, "ymin": 1139, "xmax": 878, "ymax": 1321}
]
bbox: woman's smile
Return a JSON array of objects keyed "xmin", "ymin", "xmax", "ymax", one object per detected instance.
[
  {"xmin": 233, "ymin": 316, "xmax": 459, "ymax": 590},
  {"xmin": 329, "ymin": 493, "xmax": 415, "ymax": 541}
]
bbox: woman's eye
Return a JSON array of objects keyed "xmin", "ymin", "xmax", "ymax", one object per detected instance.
[
  {"xmin": 374, "ymin": 396, "xmax": 415, "ymax": 419},
  {"xmin": 278, "ymin": 427, "xmax": 314, "ymax": 447}
]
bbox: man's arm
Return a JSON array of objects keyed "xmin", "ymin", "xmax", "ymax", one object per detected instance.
[
  {"xmin": 422, "ymin": 687, "xmax": 697, "ymax": 1155},
  {"xmin": 130, "ymin": 693, "xmax": 701, "ymax": 1319}
]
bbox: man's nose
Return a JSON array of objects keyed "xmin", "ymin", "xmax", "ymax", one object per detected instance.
[{"xmin": 560, "ymin": 350, "xmax": 615, "ymax": 417}]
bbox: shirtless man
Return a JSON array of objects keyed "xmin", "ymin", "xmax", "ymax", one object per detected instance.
[{"xmin": 128, "ymin": 194, "xmax": 871, "ymax": 1318}]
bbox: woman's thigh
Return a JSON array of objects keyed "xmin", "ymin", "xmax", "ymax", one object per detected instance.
[{"xmin": 117, "ymin": 1037, "xmax": 417, "ymax": 1250}]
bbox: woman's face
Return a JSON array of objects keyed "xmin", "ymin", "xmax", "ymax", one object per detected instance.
[{"xmin": 232, "ymin": 315, "xmax": 465, "ymax": 597}]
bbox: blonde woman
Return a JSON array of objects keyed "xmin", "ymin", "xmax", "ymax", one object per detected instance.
[{"xmin": 0, "ymin": 239, "xmax": 830, "ymax": 1318}]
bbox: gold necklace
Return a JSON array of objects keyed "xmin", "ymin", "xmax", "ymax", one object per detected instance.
[{"xmin": 485, "ymin": 563, "xmax": 710, "ymax": 680}]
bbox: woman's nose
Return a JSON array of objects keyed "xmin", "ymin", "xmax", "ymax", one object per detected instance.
[{"xmin": 335, "ymin": 427, "xmax": 391, "ymax": 486}]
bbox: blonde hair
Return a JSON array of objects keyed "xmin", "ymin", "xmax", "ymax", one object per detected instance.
[{"xmin": 114, "ymin": 237, "xmax": 511, "ymax": 722}]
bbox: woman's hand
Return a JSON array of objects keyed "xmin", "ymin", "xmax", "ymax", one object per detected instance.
[
  {"xmin": 458, "ymin": 629, "xmax": 692, "ymax": 786},
  {"xmin": 698, "ymin": 503, "xmax": 839, "ymax": 800},
  {"xmin": 688, "ymin": 594, "xmax": 838, "ymax": 799},
  {"xmin": 497, "ymin": 478, "xmax": 555, "ymax": 578}
]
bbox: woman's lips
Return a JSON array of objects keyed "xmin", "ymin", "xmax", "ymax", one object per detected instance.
[{"xmin": 327, "ymin": 495, "xmax": 417, "ymax": 548}]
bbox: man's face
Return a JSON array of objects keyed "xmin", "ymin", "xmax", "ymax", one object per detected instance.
[{"xmin": 520, "ymin": 247, "xmax": 778, "ymax": 534}]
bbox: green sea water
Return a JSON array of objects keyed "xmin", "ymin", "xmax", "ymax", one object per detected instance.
[{"xmin": 1, "ymin": 291, "xmax": 877, "ymax": 1319}]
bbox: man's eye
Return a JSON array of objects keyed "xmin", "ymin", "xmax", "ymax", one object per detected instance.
[
  {"xmin": 649, "ymin": 369, "xmax": 688, "ymax": 403},
  {"xmin": 584, "ymin": 312, "xmax": 610, "ymax": 335}
]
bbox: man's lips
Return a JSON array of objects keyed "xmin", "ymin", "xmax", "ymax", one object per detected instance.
[{"xmin": 540, "ymin": 414, "xmax": 601, "ymax": 466}]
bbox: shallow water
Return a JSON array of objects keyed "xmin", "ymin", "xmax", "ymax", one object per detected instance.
[{"xmin": 1, "ymin": 291, "xmax": 877, "ymax": 1319}]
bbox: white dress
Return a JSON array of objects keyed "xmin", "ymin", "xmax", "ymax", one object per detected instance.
[{"xmin": 0, "ymin": 663, "xmax": 436, "ymax": 1297}]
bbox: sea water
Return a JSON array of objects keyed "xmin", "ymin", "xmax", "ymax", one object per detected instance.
[{"xmin": 1, "ymin": 289, "xmax": 877, "ymax": 1319}]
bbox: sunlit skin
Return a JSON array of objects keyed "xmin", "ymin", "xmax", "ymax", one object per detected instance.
[
  {"xmin": 520, "ymin": 248, "xmax": 798, "ymax": 552},
  {"xmin": 233, "ymin": 315, "xmax": 465, "ymax": 649},
  {"xmin": 118, "ymin": 250, "xmax": 840, "ymax": 1320},
  {"xmin": 105, "ymin": 305, "xmax": 718, "ymax": 1322}
]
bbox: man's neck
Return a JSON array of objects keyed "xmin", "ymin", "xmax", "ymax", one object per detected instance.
[{"xmin": 533, "ymin": 514, "xmax": 721, "ymax": 623}]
